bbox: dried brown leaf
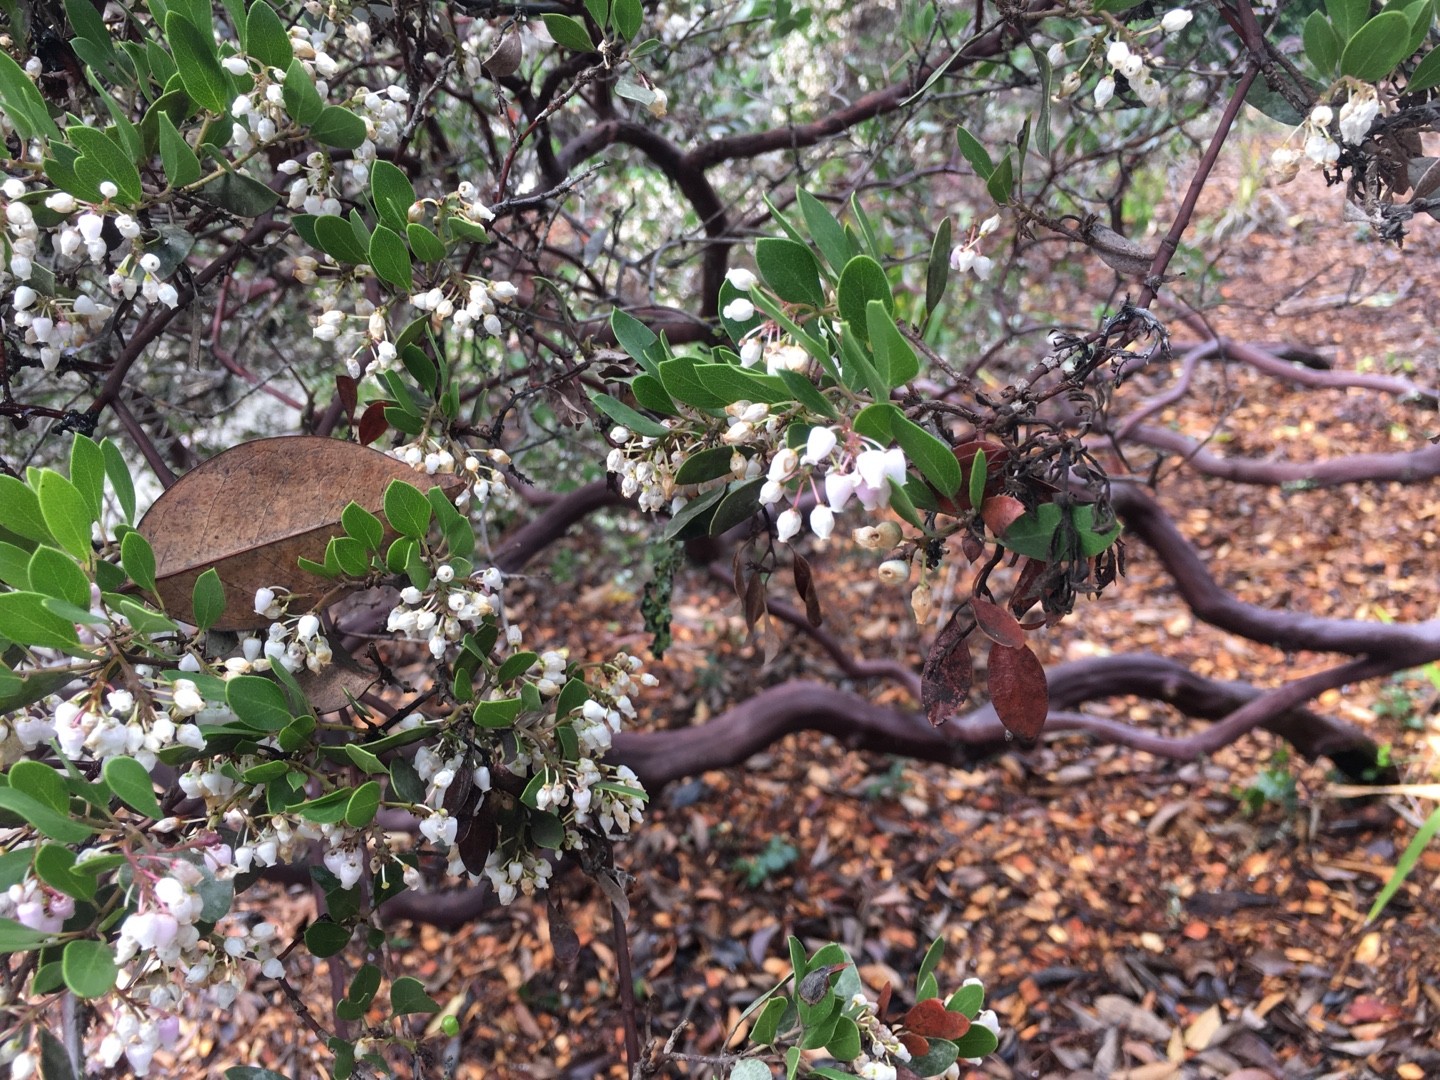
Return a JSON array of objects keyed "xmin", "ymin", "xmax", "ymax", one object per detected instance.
[
  {"xmin": 921, "ymin": 609, "xmax": 974, "ymax": 726},
  {"xmin": 336, "ymin": 375, "xmax": 358, "ymax": 420},
  {"xmin": 456, "ymin": 802, "xmax": 497, "ymax": 876},
  {"xmin": 792, "ymin": 551, "xmax": 822, "ymax": 627},
  {"xmin": 1009, "ymin": 557, "xmax": 1047, "ymax": 617},
  {"xmin": 989, "ymin": 641, "xmax": 1049, "ymax": 742},
  {"xmin": 743, "ymin": 569, "xmax": 767, "ymax": 632},
  {"xmin": 547, "ymin": 897, "xmax": 581, "ymax": 970},
  {"xmin": 138, "ymin": 437, "xmax": 464, "ymax": 629},
  {"xmin": 358, "ymin": 401, "xmax": 390, "ymax": 446},
  {"xmin": 971, "ymin": 595, "xmax": 1026, "ymax": 648}
]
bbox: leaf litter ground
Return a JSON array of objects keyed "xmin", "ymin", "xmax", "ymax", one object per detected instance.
[{"xmin": 197, "ymin": 152, "xmax": 1439, "ymax": 1080}]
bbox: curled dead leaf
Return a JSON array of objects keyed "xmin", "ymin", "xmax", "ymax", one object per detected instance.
[
  {"xmin": 921, "ymin": 608, "xmax": 974, "ymax": 726},
  {"xmin": 989, "ymin": 641, "xmax": 1049, "ymax": 742},
  {"xmin": 138, "ymin": 437, "xmax": 465, "ymax": 629},
  {"xmin": 792, "ymin": 551, "xmax": 823, "ymax": 627}
]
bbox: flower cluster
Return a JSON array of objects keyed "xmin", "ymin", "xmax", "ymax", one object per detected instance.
[
  {"xmin": 761, "ymin": 425, "xmax": 909, "ymax": 544},
  {"xmin": 949, "ymin": 213, "xmax": 1001, "ymax": 280},
  {"xmin": 1047, "ymin": 9, "xmax": 1190, "ymax": 107},
  {"xmin": 386, "ymin": 564, "xmax": 505, "ymax": 659}
]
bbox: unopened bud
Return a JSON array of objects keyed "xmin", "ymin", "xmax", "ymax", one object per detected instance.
[
  {"xmin": 911, "ymin": 581, "xmax": 933, "ymax": 625},
  {"xmin": 877, "ymin": 559, "xmax": 911, "ymax": 586}
]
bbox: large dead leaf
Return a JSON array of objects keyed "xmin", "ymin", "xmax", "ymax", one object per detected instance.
[
  {"xmin": 138, "ymin": 437, "xmax": 465, "ymax": 629},
  {"xmin": 988, "ymin": 641, "xmax": 1049, "ymax": 742}
]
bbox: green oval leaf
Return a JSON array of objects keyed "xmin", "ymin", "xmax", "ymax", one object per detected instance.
[
  {"xmin": 245, "ymin": 0, "xmax": 293, "ymax": 69},
  {"xmin": 0, "ymin": 591, "xmax": 82, "ymax": 650},
  {"xmin": 755, "ymin": 237, "xmax": 826, "ymax": 307},
  {"xmin": 391, "ymin": 975, "xmax": 441, "ymax": 1014},
  {"xmin": 121, "ymin": 530, "xmax": 158, "ymax": 594},
  {"xmin": 165, "ymin": 12, "xmax": 230, "ymax": 113},
  {"xmin": 344, "ymin": 780, "xmax": 381, "ymax": 827},
  {"xmin": 369, "ymin": 224, "xmax": 414, "ymax": 290},
  {"xmin": 406, "ymin": 222, "xmax": 447, "ymax": 263},
  {"xmin": 191, "ymin": 567, "xmax": 225, "ymax": 631},
  {"xmin": 382, "ymin": 480, "xmax": 432, "ymax": 539},
  {"xmin": 226, "ymin": 674, "xmax": 292, "ymax": 731},
  {"xmin": 543, "ymin": 13, "xmax": 596, "ymax": 51},
  {"xmin": 310, "ymin": 105, "xmax": 368, "ymax": 149},
  {"xmin": 1340, "ymin": 12, "xmax": 1414, "ymax": 78},
  {"xmin": 304, "ymin": 918, "xmax": 352, "ymax": 958},
  {"xmin": 1303, "ymin": 11, "xmax": 1341, "ymax": 75},
  {"xmin": 283, "ymin": 57, "xmax": 324, "ymax": 124},
  {"xmin": 371, "ymin": 159, "xmax": 416, "ymax": 233},
  {"xmin": 102, "ymin": 756, "xmax": 164, "ymax": 818},
  {"xmin": 1410, "ymin": 44, "xmax": 1440, "ymax": 92},
  {"xmin": 892, "ymin": 415, "xmax": 961, "ymax": 497},
  {"xmin": 62, "ymin": 939, "xmax": 117, "ymax": 998},
  {"xmin": 26, "ymin": 545, "xmax": 89, "ymax": 608},
  {"xmin": 158, "ymin": 111, "xmax": 202, "ymax": 188},
  {"xmin": 37, "ymin": 471, "xmax": 94, "ymax": 562},
  {"xmin": 835, "ymin": 255, "xmax": 892, "ymax": 344},
  {"xmin": 591, "ymin": 391, "xmax": 671, "ymax": 438}
]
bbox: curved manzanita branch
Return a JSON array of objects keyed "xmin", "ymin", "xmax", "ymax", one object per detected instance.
[
  {"xmin": 1211, "ymin": 337, "xmax": 1437, "ymax": 402},
  {"xmin": 610, "ymin": 652, "xmax": 1387, "ymax": 791},
  {"xmin": 1123, "ymin": 424, "xmax": 1440, "ymax": 486},
  {"xmin": 1111, "ymin": 484, "xmax": 1440, "ymax": 662},
  {"xmin": 492, "ymin": 479, "xmax": 630, "ymax": 572}
]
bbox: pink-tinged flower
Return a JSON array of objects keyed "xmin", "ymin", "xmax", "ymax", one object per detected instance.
[{"xmin": 854, "ymin": 447, "xmax": 908, "ymax": 509}]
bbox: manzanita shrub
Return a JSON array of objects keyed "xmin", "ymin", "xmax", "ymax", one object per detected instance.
[{"xmin": 0, "ymin": 0, "xmax": 1435, "ymax": 1074}]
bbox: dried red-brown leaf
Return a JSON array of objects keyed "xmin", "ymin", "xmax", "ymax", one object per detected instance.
[
  {"xmin": 138, "ymin": 436, "xmax": 464, "ymax": 629},
  {"xmin": 988, "ymin": 641, "xmax": 1049, "ymax": 742},
  {"xmin": 898, "ymin": 1032, "xmax": 930, "ymax": 1058},
  {"xmin": 960, "ymin": 534, "xmax": 985, "ymax": 563},
  {"xmin": 971, "ymin": 595, "xmax": 1027, "ymax": 648},
  {"xmin": 792, "ymin": 551, "xmax": 823, "ymax": 627},
  {"xmin": 547, "ymin": 897, "xmax": 581, "ymax": 970},
  {"xmin": 921, "ymin": 609, "xmax": 975, "ymax": 726},
  {"xmin": 876, "ymin": 980, "xmax": 893, "ymax": 1019},
  {"xmin": 456, "ymin": 802, "xmax": 497, "ymax": 876},
  {"xmin": 980, "ymin": 493, "xmax": 1027, "ymax": 536},
  {"xmin": 290, "ymin": 637, "xmax": 379, "ymax": 713},
  {"xmin": 743, "ymin": 569, "xmax": 767, "ymax": 632},
  {"xmin": 1009, "ymin": 557, "xmax": 1047, "ymax": 617},
  {"xmin": 934, "ymin": 440, "xmax": 1010, "ymax": 515},
  {"xmin": 335, "ymin": 374, "xmax": 358, "ymax": 420},
  {"xmin": 441, "ymin": 762, "xmax": 475, "ymax": 816},
  {"xmin": 358, "ymin": 401, "xmax": 390, "ymax": 446},
  {"xmin": 903, "ymin": 997, "xmax": 970, "ymax": 1039}
]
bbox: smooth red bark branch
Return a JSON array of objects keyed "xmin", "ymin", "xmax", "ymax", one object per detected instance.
[
  {"xmin": 609, "ymin": 652, "xmax": 1386, "ymax": 790},
  {"xmin": 1122, "ymin": 425, "xmax": 1440, "ymax": 486},
  {"xmin": 1111, "ymin": 484, "xmax": 1440, "ymax": 662}
]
